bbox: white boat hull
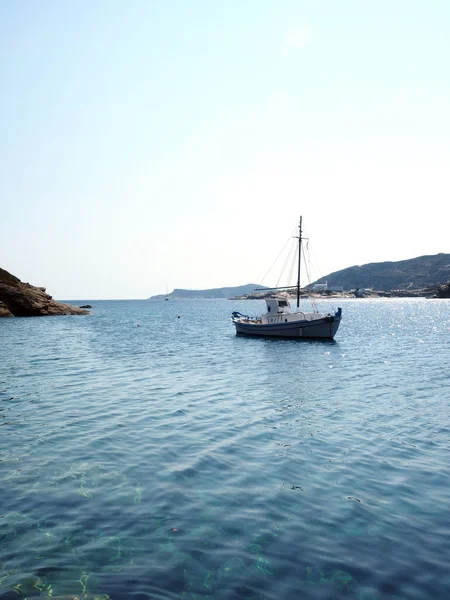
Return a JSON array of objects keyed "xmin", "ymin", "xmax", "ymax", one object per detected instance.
[{"xmin": 233, "ymin": 309, "xmax": 342, "ymax": 339}]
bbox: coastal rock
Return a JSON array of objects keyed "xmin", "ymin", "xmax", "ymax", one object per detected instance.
[
  {"xmin": 435, "ymin": 282, "xmax": 450, "ymax": 298},
  {"xmin": 0, "ymin": 301, "xmax": 13, "ymax": 317},
  {"xmin": 0, "ymin": 267, "xmax": 89, "ymax": 317}
]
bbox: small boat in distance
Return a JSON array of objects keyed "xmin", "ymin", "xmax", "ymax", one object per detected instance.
[{"xmin": 231, "ymin": 217, "xmax": 342, "ymax": 339}]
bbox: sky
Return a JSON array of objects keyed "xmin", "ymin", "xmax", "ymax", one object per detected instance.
[{"xmin": 1, "ymin": 0, "xmax": 449, "ymax": 299}]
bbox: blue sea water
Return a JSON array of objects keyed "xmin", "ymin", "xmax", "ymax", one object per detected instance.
[{"xmin": 1, "ymin": 298, "xmax": 450, "ymax": 600}]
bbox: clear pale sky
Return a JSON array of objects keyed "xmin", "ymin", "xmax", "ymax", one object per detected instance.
[{"xmin": 1, "ymin": 0, "xmax": 449, "ymax": 299}]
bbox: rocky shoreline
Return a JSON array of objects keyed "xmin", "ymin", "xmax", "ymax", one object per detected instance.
[
  {"xmin": 231, "ymin": 283, "xmax": 450, "ymax": 301},
  {"xmin": 0, "ymin": 268, "xmax": 90, "ymax": 317}
]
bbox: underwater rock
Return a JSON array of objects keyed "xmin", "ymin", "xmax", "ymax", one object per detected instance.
[
  {"xmin": 25, "ymin": 596, "xmax": 109, "ymax": 600},
  {"xmin": 180, "ymin": 593, "xmax": 214, "ymax": 600},
  {"xmin": 329, "ymin": 569, "xmax": 354, "ymax": 591},
  {"xmin": 218, "ymin": 557, "xmax": 247, "ymax": 582},
  {"xmin": 251, "ymin": 528, "xmax": 278, "ymax": 547},
  {"xmin": 355, "ymin": 587, "xmax": 380, "ymax": 600},
  {"xmin": 245, "ymin": 542, "xmax": 263, "ymax": 554},
  {"xmin": 253, "ymin": 556, "xmax": 273, "ymax": 576},
  {"xmin": 304, "ymin": 566, "xmax": 355, "ymax": 593},
  {"xmin": 181, "ymin": 525, "xmax": 222, "ymax": 549},
  {"xmin": 181, "ymin": 556, "xmax": 222, "ymax": 595}
]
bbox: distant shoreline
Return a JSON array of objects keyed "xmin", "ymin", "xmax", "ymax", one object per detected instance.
[
  {"xmin": 148, "ymin": 289, "xmax": 449, "ymax": 300},
  {"xmin": 231, "ymin": 288, "xmax": 447, "ymax": 300}
]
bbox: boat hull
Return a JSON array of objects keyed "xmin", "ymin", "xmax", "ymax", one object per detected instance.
[{"xmin": 233, "ymin": 313, "xmax": 341, "ymax": 339}]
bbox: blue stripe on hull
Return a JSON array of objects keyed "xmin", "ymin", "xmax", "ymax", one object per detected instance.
[{"xmin": 234, "ymin": 317, "xmax": 341, "ymax": 339}]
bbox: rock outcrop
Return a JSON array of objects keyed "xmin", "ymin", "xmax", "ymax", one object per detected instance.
[
  {"xmin": 0, "ymin": 301, "xmax": 13, "ymax": 317},
  {"xmin": 0, "ymin": 267, "xmax": 89, "ymax": 317},
  {"xmin": 435, "ymin": 282, "xmax": 450, "ymax": 298}
]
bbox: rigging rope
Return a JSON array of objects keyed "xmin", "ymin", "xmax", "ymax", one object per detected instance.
[
  {"xmin": 287, "ymin": 243, "xmax": 297, "ymax": 290},
  {"xmin": 258, "ymin": 226, "xmax": 298, "ymax": 287},
  {"xmin": 276, "ymin": 236, "xmax": 297, "ymax": 288},
  {"xmin": 302, "ymin": 241, "xmax": 318, "ymax": 311}
]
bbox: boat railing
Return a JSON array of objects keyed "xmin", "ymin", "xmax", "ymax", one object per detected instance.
[{"xmin": 231, "ymin": 311, "xmax": 262, "ymax": 324}]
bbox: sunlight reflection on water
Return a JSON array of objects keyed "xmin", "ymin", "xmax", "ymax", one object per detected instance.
[{"xmin": 1, "ymin": 298, "xmax": 450, "ymax": 599}]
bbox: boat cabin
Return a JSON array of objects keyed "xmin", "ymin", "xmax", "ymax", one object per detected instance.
[
  {"xmin": 264, "ymin": 297, "xmax": 292, "ymax": 315},
  {"xmin": 260, "ymin": 296, "xmax": 298, "ymax": 324}
]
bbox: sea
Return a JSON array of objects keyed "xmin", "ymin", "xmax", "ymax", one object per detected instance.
[{"xmin": 1, "ymin": 297, "xmax": 450, "ymax": 600}]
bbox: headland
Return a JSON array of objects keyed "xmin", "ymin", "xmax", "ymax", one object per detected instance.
[{"xmin": 0, "ymin": 267, "xmax": 90, "ymax": 317}]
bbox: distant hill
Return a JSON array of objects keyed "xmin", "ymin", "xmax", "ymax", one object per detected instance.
[
  {"xmin": 148, "ymin": 254, "xmax": 450, "ymax": 299},
  {"xmin": 311, "ymin": 253, "xmax": 450, "ymax": 291},
  {"xmin": 149, "ymin": 283, "xmax": 267, "ymax": 299}
]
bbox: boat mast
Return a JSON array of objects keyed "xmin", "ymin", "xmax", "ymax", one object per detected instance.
[{"xmin": 297, "ymin": 216, "xmax": 302, "ymax": 309}]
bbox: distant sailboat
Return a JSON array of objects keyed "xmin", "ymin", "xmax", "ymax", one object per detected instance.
[{"xmin": 165, "ymin": 286, "xmax": 169, "ymax": 301}]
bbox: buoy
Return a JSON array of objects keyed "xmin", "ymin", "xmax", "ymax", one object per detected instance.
[{"xmin": 178, "ymin": 315, "xmax": 181, "ymax": 319}]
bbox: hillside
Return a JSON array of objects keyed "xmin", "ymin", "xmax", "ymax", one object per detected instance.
[
  {"xmin": 312, "ymin": 253, "xmax": 450, "ymax": 291},
  {"xmin": 149, "ymin": 284, "xmax": 266, "ymax": 299},
  {"xmin": 147, "ymin": 255, "xmax": 450, "ymax": 299}
]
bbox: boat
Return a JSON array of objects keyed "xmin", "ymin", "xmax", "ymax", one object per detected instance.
[{"xmin": 231, "ymin": 217, "xmax": 342, "ymax": 339}]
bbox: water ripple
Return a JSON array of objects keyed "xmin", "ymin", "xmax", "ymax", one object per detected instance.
[{"xmin": 1, "ymin": 298, "xmax": 450, "ymax": 599}]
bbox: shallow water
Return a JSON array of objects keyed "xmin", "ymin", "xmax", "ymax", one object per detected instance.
[{"xmin": 1, "ymin": 298, "xmax": 450, "ymax": 599}]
